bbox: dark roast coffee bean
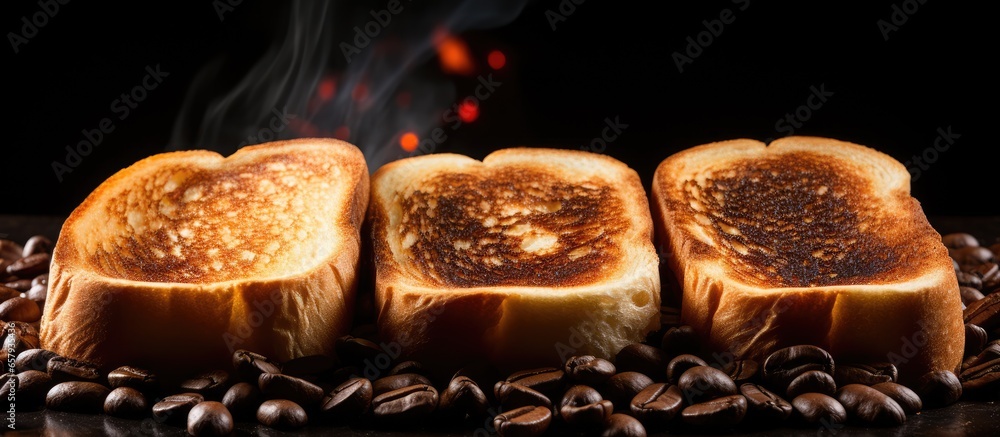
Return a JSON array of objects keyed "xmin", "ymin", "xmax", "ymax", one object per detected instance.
[
  {"xmin": 259, "ymin": 373, "xmax": 325, "ymax": 407},
  {"xmin": 0, "ymin": 297, "xmax": 40, "ymax": 322},
  {"xmin": 321, "ymin": 377, "xmax": 373, "ymax": 421},
  {"xmin": 680, "ymin": 394, "xmax": 747, "ymax": 427},
  {"xmin": 25, "ymin": 283, "xmax": 46, "ymax": 304},
  {"xmin": 870, "ymin": 382, "xmax": 922, "ymax": 414},
  {"xmin": 786, "ymin": 370, "xmax": 836, "ymax": 398},
  {"xmin": 957, "ymin": 271, "xmax": 984, "ymax": 290},
  {"xmin": 678, "ymin": 366, "xmax": 737, "ymax": 404},
  {"xmin": 943, "ymin": 233, "xmax": 979, "ymax": 249},
  {"xmin": 0, "ymin": 285, "xmax": 19, "ymax": 301},
  {"xmin": 966, "ymin": 324, "xmax": 989, "ymax": 357},
  {"xmin": 964, "ymin": 292, "xmax": 1000, "ymax": 330},
  {"xmin": 454, "ymin": 361, "xmax": 502, "ymax": 403},
  {"xmin": 493, "ymin": 405, "xmax": 552, "ymax": 437},
  {"xmin": 14, "ymin": 348, "xmax": 59, "ymax": 373},
  {"xmin": 505, "ymin": 367, "xmax": 565, "ymax": 400},
  {"xmin": 916, "ymin": 370, "xmax": 962, "ymax": 408},
  {"xmin": 835, "ymin": 384, "xmax": 906, "ymax": 426},
  {"xmin": 438, "ymin": 375, "xmax": 487, "ymax": 419},
  {"xmin": 4, "ymin": 279, "xmax": 32, "ymax": 292},
  {"xmin": 5, "ymin": 253, "xmax": 50, "ymax": 278},
  {"xmin": 629, "ymin": 383, "xmax": 684, "ymax": 426},
  {"xmin": 602, "ymin": 372, "xmax": 654, "ymax": 408},
  {"xmin": 46, "ymin": 381, "xmax": 111, "ymax": 413},
  {"xmin": 833, "ymin": 361, "xmax": 897, "ymax": 387},
  {"xmin": 965, "ymin": 343, "xmax": 1000, "ymax": 369},
  {"xmin": 2, "ymin": 370, "xmax": 52, "ymax": 410},
  {"xmin": 723, "ymin": 359, "xmax": 759, "ymax": 385},
  {"xmin": 373, "ymin": 373, "xmax": 432, "ymax": 396},
  {"xmin": 335, "ymin": 335, "xmax": 384, "ymax": 366},
  {"xmin": 107, "ymin": 366, "xmax": 158, "ymax": 392},
  {"xmin": 763, "ymin": 345, "xmax": 835, "ymax": 393},
  {"xmin": 370, "ymin": 384, "xmax": 438, "ymax": 423},
  {"xmin": 959, "ymin": 358, "xmax": 1000, "ymax": 395},
  {"xmin": 281, "ymin": 354, "xmax": 337, "ymax": 378},
  {"xmin": 494, "ymin": 381, "xmax": 552, "ymax": 410},
  {"xmin": 222, "ymin": 382, "xmax": 262, "ymax": 419},
  {"xmin": 601, "ymin": 413, "xmax": 647, "ymax": 437},
  {"xmin": 953, "ymin": 246, "xmax": 996, "ymax": 272},
  {"xmin": 187, "ymin": 401, "xmax": 234, "ymax": 436},
  {"xmin": 660, "ymin": 325, "xmax": 699, "ymax": 357},
  {"xmin": 739, "ymin": 383, "xmax": 792, "ymax": 423},
  {"xmin": 31, "ymin": 273, "xmax": 48, "ymax": 288},
  {"xmin": 0, "ymin": 240, "xmax": 23, "ymax": 262},
  {"xmin": 1, "ymin": 321, "xmax": 39, "ymax": 363},
  {"xmin": 47, "ymin": 356, "xmax": 101, "ymax": 383},
  {"xmin": 564, "ymin": 355, "xmax": 616, "ymax": 386},
  {"xmin": 103, "ymin": 387, "xmax": 148, "ymax": 418},
  {"xmin": 232, "ymin": 349, "xmax": 281, "ymax": 380},
  {"xmin": 666, "ymin": 354, "xmax": 707, "ymax": 385},
  {"xmin": 257, "ymin": 399, "xmax": 308, "ymax": 430},
  {"xmin": 388, "ymin": 360, "xmax": 428, "ymax": 377},
  {"xmin": 153, "ymin": 393, "xmax": 205, "ymax": 423},
  {"xmin": 616, "ymin": 343, "xmax": 668, "ymax": 380},
  {"xmin": 961, "ymin": 287, "xmax": 986, "ymax": 306},
  {"xmin": 791, "ymin": 393, "xmax": 847, "ymax": 426},
  {"xmin": 559, "ymin": 385, "xmax": 613, "ymax": 428},
  {"xmin": 180, "ymin": 369, "xmax": 230, "ymax": 397},
  {"xmin": 21, "ymin": 236, "xmax": 53, "ymax": 257}
]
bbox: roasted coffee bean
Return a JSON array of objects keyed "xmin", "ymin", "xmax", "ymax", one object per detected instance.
[
  {"xmin": 602, "ymin": 413, "xmax": 647, "ymax": 437},
  {"xmin": 387, "ymin": 360, "xmax": 427, "ymax": 377},
  {"xmin": 370, "ymin": 384, "xmax": 438, "ymax": 423},
  {"xmin": 103, "ymin": 387, "xmax": 148, "ymax": 418},
  {"xmin": 328, "ymin": 365, "xmax": 360, "ymax": 387},
  {"xmin": 0, "ymin": 297, "xmax": 40, "ymax": 322},
  {"xmin": 680, "ymin": 394, "xmax": 747, "ymax": 427},
  {"xmin": 965, "ymin": 324, "xmax": 989, "ymax": 357},
  {"xmin": 965, "ymin": 343, "xmax": 1000, "ymax": 369},
  {"xmin": 494, "ymin": 381, "xmax": 552, "ymax": 410},
  {"xmin": 786, "ymin": 370, "xmax": 837, "ymax": 398},
  {"xmin": 454, "ymin": 361, "xmax": 503, "ymax": 403},
  {"xmin": 180, "ymin": 369, "xmax": 230, "ymax": 397},
  {"xmin": 959, "ymin": 358, "xmax": 1000, "ymax": 395},
  {"xmin": 564, "ymin": 355, "xmax": 616, "ymax": 386},
  {"xmin": 723, "ymin": 359, "xmax": 759, "ymax": 385},
  {"xmin": 915, "ymin": 370, "xmax": 963, "ymax": 408},
  {"xmin": 602, "ymin": 372, "xmax": 654, "ymax": 408},
  {"xmin": 5, "ymin": 253, "xmax": 50, "ymax": 278},
  {"xmin": 629, "ymin": 382, "xmax": 684, "ymax": 426},
  {"xmin": 25, "ymin": 283, "xmax": 46, "ymax": 304},
  {"xmin": 46, "ymin": 381, "xmax": 111, "ymax": 413},
  {"xmin": 31, "ymin": 273, "xmax": 48, "ymax": 287},
  {"xmin": 232, "ymin": 349, "xmax": 281, "ymax": 380},
  {"xmin": 493, "ymin": 405, "xmax": 552, "ymax": 437},
  {"xmin": 762, "ymin": 345, "xmax": 835, "ymax": 393},
  {"xmin": 257, "ymin": 399, "xmax": 309, "ymax": 430},
  {"xmin": 678, "ymin": 366, "xmax": 738, "ymax": 404},
  {"xmin": 320, "ymin": 377, "xmax": 373, "ymax": 422},
  {"xmin": 943, "ymin": 233, "xmax": 979, "ymax": 249},
  {"xmin": 1, "ymin": 322, "xmax": 39, "ymax": 363},
  {"xmin": 107, "ymin": 366, "xmax": 158, "ymax": 392},
  {"xmin": 281, "ymin": 354, "xmax": 337, "ymax": 378},
  {"xmin": 954, "ymin": 246, "xmax": 996, "ymax": 272},
  {"xmin": 335, "ymin": 335, "xmax": 385, "ymax": 366},
  {"xmin": 974, "ymin": 262, "xmax": 1000, "ymax": 281},
  {"xmin": 615, "ymin": 344, "xmax": 668, "ymax": 380},
  {"xmin": 2, "ymin": 370, "xmax": 52, "ymax": 410},
  {"xmin": 259, "ymin": 373, "xmax": 325, "ymax": 407},
  {"xmin": 438, "ymin": 375, "xmax": 487, "ymax": 420},
  {"xmin": 739, "ymin": 383, "xmax": 792, "ymax": 423},
  {"xmin": 961, "ymin": 286, "xmax": 986, "ymax": 306},
  {"xmin": 47, "ymin": 356, "xmax": 101, "ymax": 383},
  {"xmin": 373, "ymin": 373, "xmax": 432, "ymax": 396},
  {"xmin": 833, "ymin": 361, "xmax": 897, "ymax": 387},
  {"xmin": 660, "ymin": 325, "xmax": 699, "ymax": 357},
  {"xmin": 964, "ymin": 292, "xmax": 1000, "ymax": 330},
  {"xmin": 665, "ymin": 354, "xmax": 707, "ymax": 385},
  {"xmin": 0, "ymin": 285, "xmax": 20, "ymax": 301},
  {"xmin": 990, "ymin": 243, "xmax": 1000, "ymax": 259},
  {"xmin": 953, "ymin": 258, "xmax": 961, "ymax": 271},
  {"xmin": 14, "ymin": 348, "xmax": 59, "ymax": 373},
  {"xmin": 559, "ymin": 385, "xmax": 613, "ymax": 428},
  {"xmin": 153, "ymin": 393, "xmax": 205, "ymax": 423},
  {"xmin": 21, "ymin": 235, "xmax": 53, "ymax": 257},
  {"xmin": 957, "ymin": 271, "xmax": 984, "ymax": 290},
  {"xmin": 870, "ymin": 382, "xmax": 922, "ymax": 414},
  {"xmin": 222, "ymin": 382, "xmax": 262, "ymax": 419},
  {"xmin": 835, "ymin": 384, "xmax": 906, "ymax": 426},
  {"xmin": 187, "ymin": 401, "xmax": 234, "ymax": 436},
  {"xmin": 4, "ymin": 279, "xmax": 32, "ymax": 292},
  {"xmin": 791, "ymin": 393, "xmax": 846, "ymax": 426},
  {"xmin": 0, "ymin": 240, "xmax": 23, "ymax": 262},
  {"xmin": 505, "ymin": 367, "xmax": 565, "ymax": 400}
]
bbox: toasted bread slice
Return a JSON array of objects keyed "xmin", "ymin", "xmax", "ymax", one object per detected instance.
[
  {"xmin": 369, "ymin": 148, "xmax": 660, "ymax": 373},
  {"xmin": 41, "ymin": 139, "xmax": 368, "ymax": 376},
  {"xmin": 652, "ymin": 136, "xmax": 963, "ymax": 383}
]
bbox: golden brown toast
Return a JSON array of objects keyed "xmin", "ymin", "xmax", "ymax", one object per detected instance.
[
  {"xmin": 652, "ymin": 136, "xmax": 964, "ymax": 383},
  {"xmin": 41, "ymin": 139, "xmax": 369, "ymax": 376},
  {"xmin": 369, "ymin": 148, "xmax": 660, "ymax": 373}
]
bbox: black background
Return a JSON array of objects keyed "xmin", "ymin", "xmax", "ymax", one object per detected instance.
[{"xmin": 4, "ymin": 0, "xmax": 996, "ymax": 217}]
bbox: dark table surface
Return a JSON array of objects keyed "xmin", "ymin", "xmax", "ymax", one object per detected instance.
[{"xmin": 3, "ymin": 214, "xmax": 999, "ymax": 436}]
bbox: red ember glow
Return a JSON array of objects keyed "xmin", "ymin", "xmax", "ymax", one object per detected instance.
[
  {"xmin": 436, "ymin": 35, "xmax": 474, "ymax": 75},
  {"xmin": 318, "ymin": 77, "xmax": 336, "ymax": 100},
  {"xmin": 458, "ymin": 100, "xmax": 479, "ymax": 123},
  {"xmin": 334, "ymin": 126, "xmax": 350, "ymax": 140},
  {"xmin": 400, "ymin": 132, "xmax": 419, "ymax": 152},
  {"xmin": 488, "ymin": 50, "xmax": 506, "ymax": 70}
]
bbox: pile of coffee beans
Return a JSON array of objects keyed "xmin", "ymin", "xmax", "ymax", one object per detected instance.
[{"xmin": 1, "ymin": 235, "xmax": 51, "ymax": 326}]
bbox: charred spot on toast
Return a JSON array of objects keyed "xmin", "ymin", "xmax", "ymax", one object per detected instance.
[
  {"xmin": 88, "ymin": 153, "xmax": 340, "ymax": 283},
  {"xmin": 396, "ymin": 168, "xmax": 625, "ymax": 287},
  {"xmin": 682, "ymin": 151, "xmax": 922, "ymax": 288}
]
